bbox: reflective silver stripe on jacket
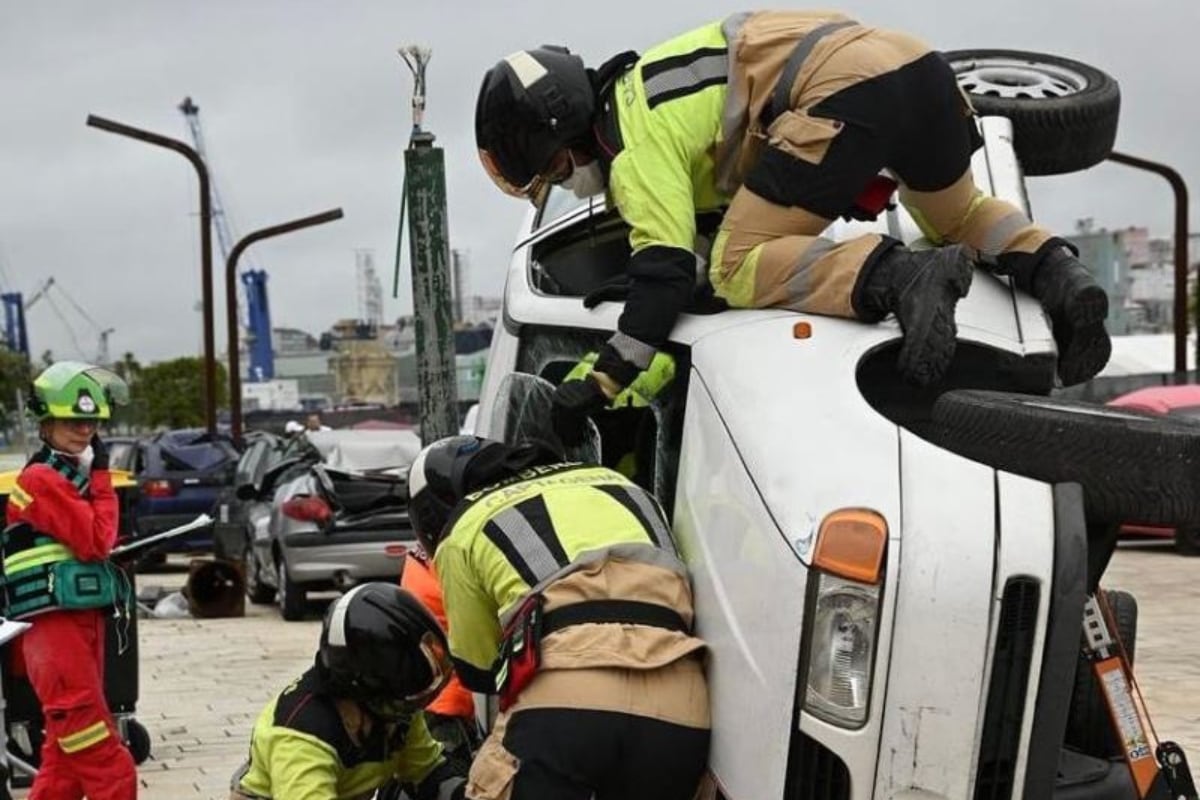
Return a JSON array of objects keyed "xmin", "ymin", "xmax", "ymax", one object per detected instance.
[
  {"xmin": 499, "ymin": 542, "xmax": 690, "ymax": 627},
  {"xmin": 482, "ymin": 482, "xmax": 677, "ymax": 589},
  {"xmin": 643, "ymin": 48, "xmax": 730, "ymax": 110}
]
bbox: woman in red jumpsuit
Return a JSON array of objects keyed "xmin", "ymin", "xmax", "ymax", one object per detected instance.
[{"xmin": 4, "ymin": 361, "xmax": 136, "ymax": 799}]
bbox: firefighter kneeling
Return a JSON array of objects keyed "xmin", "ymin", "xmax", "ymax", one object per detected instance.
[{"xmin": 406, "ymin": 436, "xmax": 711, "ymax": 800}]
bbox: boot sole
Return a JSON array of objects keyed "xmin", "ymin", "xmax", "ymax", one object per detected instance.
[
  {"xmin": 898, "ymin": 246, "xmax": 975, "ymax": 386},
  {"xmin": 1058, "ymin": 322, "xmax": 1112, "ymax": 387},
  {"xmin": 1064, "ymin": 283, "xmax": 1109, "ymax": 330}
]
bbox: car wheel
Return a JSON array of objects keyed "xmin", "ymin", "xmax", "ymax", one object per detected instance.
[
  {"xmin": 134, "ymin": 550, "xmax": 167, "ymax": 573},
  {"xmin": 276, "ymin": 555, "xmax": 307, "ymax": 621},
  {"xmin": 245, "ymin": 545, "xmax": 276, "ymax": 604},
  {"xmin": 942, "ymin": 49, "xmax": 1120, "ymax": 176},
  {"xmin": 929, "ymin": 391, "xmax": 1200, "ymax": 527},
  {"xmin": 1064, "ymin": 590, "xmax": 1137, "ymax": 758},
  {"xmin": 123, "ymin": 718, "xmax": 153, "ymax": 765},
  {"xmin": 1175, "ymin": 527, "xmax": 1200, "ymax": 556}
]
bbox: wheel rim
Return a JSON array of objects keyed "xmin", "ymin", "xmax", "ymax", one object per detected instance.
[{"xmin": 949, "ymin": 56, "xmax": 1089, "ymax": 100}]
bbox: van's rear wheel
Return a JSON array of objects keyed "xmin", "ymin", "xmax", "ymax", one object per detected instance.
[
  {"xmin": 929, "ymin": 391, "xmax": 1200, "ymax": 527},
  {"xmin": 1065, "ymin": 590, "xmax": 1138, "ymax": 758},
  {"xmin": 943, "ymin": 49, "xmax": 1120, "ymax": 175}
]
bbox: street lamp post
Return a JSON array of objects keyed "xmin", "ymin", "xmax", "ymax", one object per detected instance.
[
  {"xmin": 1105, "ymin": 152, "xmax": 1191, "ymax": 377},
  {"xmin": 225, "ymin": 209, "xmax": 344, "ymax": 445},
  {"xmin": 86, "ymin": 114, "xmax": 220, "ymax": 436}
]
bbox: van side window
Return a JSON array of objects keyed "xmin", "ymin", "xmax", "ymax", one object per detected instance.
[{"xmin": 514, "ymin": 325, "xmax": 689, "ymax": 522}]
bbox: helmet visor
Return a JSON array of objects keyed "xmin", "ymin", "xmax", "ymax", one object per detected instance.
[
  {"xmin": 82, "ymin": 365, "xmax": 130, "ymax": 407},
  {"xmin": 404, "ymin": 631, "xmax": 453, "ymax": 707},
  {"xmin": 360, "ymin": 631, "xmax": 452, "ymax": 719},
  {"xmin": 479, "ymin": 149, "xmax": 550, "ymax": 207},
  {"xmin": 34, "ymin": 361, "xmax": 130, "ymax": 420}
]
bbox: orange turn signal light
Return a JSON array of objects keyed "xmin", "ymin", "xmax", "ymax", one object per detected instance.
[
  {"xmin": 793, "ymin": 321, "xmax": 812, "ymax": 339},
  {"xmin": 813, "ymin": 508, "xmax": 888, "ymax": 585}
]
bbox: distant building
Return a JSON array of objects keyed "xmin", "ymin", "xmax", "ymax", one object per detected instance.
[
  {"xmin": 237, "ymin": 327, "xmax": 334, "ymax": 407},
  {"xmin": 1067, "ymin": 224, "xmax": 1134, "ymax": 335},
  {"xmin": 272, "ymin": 327, "xmax": 319, "ymax": 354},
  {"xmin": 235, "ymin": 290, "xmax": 502, "ymax": 408},
  {"xmin": 1065, "ymin": 223, "xmax": 1200, "ymax": 336}
]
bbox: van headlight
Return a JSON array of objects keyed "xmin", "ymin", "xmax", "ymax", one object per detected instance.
[
  {"xmin": 803, "ymin": 574, "xmax": 881, "ymax": 727},
  {"xmin": 801, "ymin": 508, "xmax": 887, "ymax": 729}
]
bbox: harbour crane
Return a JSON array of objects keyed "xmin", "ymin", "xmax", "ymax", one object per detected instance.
[{"xmin": 178, "ymin": 96, "xmax": 275, "ymax": 381}]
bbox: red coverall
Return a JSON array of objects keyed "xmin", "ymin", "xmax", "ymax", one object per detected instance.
[{"xmin": 5, "ymin": 457, "xmax": 137, "ymax": 800}]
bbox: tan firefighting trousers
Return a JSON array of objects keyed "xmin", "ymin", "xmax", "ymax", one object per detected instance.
[{"xmin": 710, "ymin": 16, "xmax": 1052, "ymax": 317}]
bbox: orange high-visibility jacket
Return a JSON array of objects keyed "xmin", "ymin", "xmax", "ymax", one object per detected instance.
[{"xmin": 400, "ymin": 551, "xmax": 477, "ymax": 719}]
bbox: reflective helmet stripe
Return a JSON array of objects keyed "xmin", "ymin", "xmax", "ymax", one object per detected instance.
[
  {"xmin": 326, "ymin": 583, "xmax": 372, "ymax": 647},
  {"xmin": 408, "ymin": 447, "xmax": 430, "ymax": 501},
  {"xmin": 504, "ymin": 50, "xmax": 549, "ymax": 89}
]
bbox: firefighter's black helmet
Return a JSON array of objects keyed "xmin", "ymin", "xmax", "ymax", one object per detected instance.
[
  {"xmin": 475, "ymin": 46, "xmax": 595, "ymax": 198},
  {"xmin": 317, "ymin": 583, "xmax": 450, "ymax": 719}
]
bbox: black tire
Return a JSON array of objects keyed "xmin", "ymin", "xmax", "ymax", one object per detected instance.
[
  {"xmin": 929, "ymin": 391, "xmax": 1200, "ymax": 527},
  {"xmin": 942, "ymin": 49, "xmax": 1120, "ymax": 176},
  {"xmin": 1175, "ymin": 527, "xmax": 1200, "ymax": 556},
  {"xmin": 124, "ymin": 718, "xmax": 152, "ymax": 765},
  {"xmin": 244, "ymin": 543, "xmax": 276, "ymax": 604},
  {"xmin": 1065, "ymin": 590, "xmax": 1137, "ymax": 758},
  {"xmin": 276, "ymin": 555, "xmax": 306, "ymax": 621}
]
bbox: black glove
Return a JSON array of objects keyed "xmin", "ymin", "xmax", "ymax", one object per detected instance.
[
  {"xmin": 90, "ymin": 433, "xmax": 110, "ymax": 470},
  {"xmin": 552, "ymin": 377, "xmax": 610, "ymax": 447}
]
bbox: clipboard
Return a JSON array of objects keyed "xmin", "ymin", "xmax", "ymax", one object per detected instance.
[{"xmin": 110, "ymin": 514, "xmax": 214, "ymax": 559}]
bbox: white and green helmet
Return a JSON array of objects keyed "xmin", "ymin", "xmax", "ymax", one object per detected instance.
[{"xmin": 29, "ymin": 361, "xmax": 129, "ymax": 421}]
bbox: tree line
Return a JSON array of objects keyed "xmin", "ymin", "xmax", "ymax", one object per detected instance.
[{"xmin": 1, "ymin": 351, "xmax": 227, "ymax": 441}]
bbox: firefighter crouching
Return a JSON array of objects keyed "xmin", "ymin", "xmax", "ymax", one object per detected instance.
[
  {"xmin": 406, "ymin": 435, "xmax": 710, "ymax": 800},
  {"xmin": 229, "ymin": 583, "xmax": 467, "ymax": 800},
  {"xmin": 2, "ymin": 361, "xmax": 137, "ymax": 800}
]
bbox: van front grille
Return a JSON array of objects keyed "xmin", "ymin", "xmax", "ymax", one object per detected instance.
[{"xmin": 974, "ymin": 576, "xmax": 1041, "ymax": 800}]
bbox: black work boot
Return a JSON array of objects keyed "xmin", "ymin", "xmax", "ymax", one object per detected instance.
[
  {"xmin": 1030, "ymin": 246, "xmax": 1112, "ymax": 386},
  {"xmin": 855, "ymin": 243, "xmax": 976, "ymax": 386}
]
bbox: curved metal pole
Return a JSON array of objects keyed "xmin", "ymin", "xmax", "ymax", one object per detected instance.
[
  {"xmin": 1106, "ymin": 151, "xmax": 1191, "ymax": 377},
  {"xmin": 226, "ymin": 209, "xmax": 344, "ymax": 445},
  {"xmin": 86, "ymin": 114, "xmax": 219, "ymax": 436}
]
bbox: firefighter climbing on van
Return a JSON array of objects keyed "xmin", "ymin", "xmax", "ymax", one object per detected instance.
[
  {"xmin": 2, "ymin": 361, "xmax": 137, "ymax": 800},
  {"xmin": 228, "ymin": 582, "xmax": 466, "ymax": 800},
  {"xmin": 475, "ymin": 10, "xmax": 1112, "ymax": 437},
  {"xmin": 406, "ymin": 435, "xmax": 710, "ymax": 800}
]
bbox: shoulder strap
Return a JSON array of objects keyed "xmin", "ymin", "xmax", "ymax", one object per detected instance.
[
  {"xmin": 763, "ymin": 20, "xmax": 857, "ymax": 128},
  {"xmin": 28, "ymin": 447, "xmax": 90, "ymax": 496},
  {"xmin": 46, "ymin": 453, "xmax": 90, "ymax": 496},
  {"xmin": 591, "ymin": 51, "xmax": 639, "ymax": 174}
]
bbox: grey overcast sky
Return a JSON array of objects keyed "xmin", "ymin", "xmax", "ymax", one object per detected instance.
[{"xmin": 2, "ymin": 1, "xmax": 1197, "ymax": 364}]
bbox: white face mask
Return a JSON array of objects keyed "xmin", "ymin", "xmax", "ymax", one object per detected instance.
[{"xmin": 561, "ymin": 155, "xmax": 605, "ymax": 199}]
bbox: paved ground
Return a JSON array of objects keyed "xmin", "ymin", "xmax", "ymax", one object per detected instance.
[{"xmin": 11, "ymin": 542, "xmax": 1200, "ymax": 798}]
